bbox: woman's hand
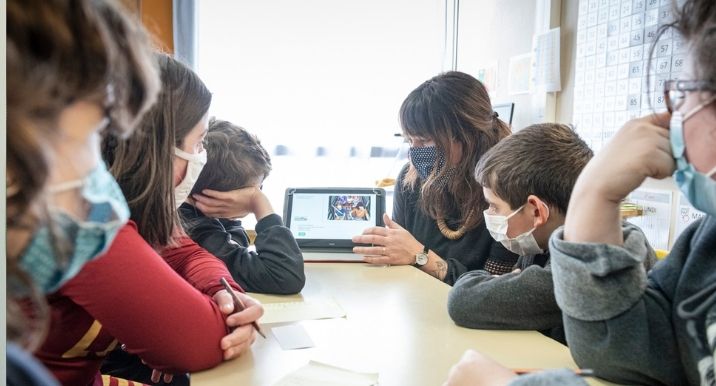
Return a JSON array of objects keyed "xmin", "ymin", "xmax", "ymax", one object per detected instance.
[
  {"xmin": 212, "ymin": 290, "xmax": 264, "ymax": 360},
  {"xmin": 565, "ymin": 112, "xmax": 674, "ymax": 245},
  {"xmin": 193, "ymin": 187, "xmax": 273, "ymax": 220},
  {"xmin": 443, "ymin": 350, "xmax": 517, "ymax": 386},
  {"xmin": 352, "ymin": 213, "xmax": 423, "ymax": 265}
]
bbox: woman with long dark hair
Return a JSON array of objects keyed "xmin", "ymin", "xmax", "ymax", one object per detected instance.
[{"xmin": 353, "ymin": 71, "xmax": 518, "ymax": 284}]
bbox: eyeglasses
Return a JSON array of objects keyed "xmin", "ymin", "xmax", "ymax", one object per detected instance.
[{"xmin": 663, "ymin": 80, "xmax": 716, "ymax": 113}]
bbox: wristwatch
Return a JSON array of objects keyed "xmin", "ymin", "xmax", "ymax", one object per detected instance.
[{"xmin": 414, "ymin": 245, "xmax": 429, "ymax": 267}]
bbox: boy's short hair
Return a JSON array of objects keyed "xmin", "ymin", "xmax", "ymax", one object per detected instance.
[
  {"xmin": 191, "ymin": 118, "xmax": 272, "ymax": 195},
  {"xmin": 475, "ymin": 123, "xmax": 593, "ymax": 215}
]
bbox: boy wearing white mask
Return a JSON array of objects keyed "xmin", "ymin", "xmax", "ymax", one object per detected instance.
[{"xmin": 447, "ymin": 123, "xmax": 655, "ymax": 343}]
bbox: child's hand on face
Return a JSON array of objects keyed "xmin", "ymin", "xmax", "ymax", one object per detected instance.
[{"xmin": 192, "ymin": 187, "xmax": 274, "ymax": 220}]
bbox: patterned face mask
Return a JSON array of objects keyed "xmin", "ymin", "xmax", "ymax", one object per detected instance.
[{"xmin": 409, "ymin": 145, "xmax": 456, "ymax": 188}]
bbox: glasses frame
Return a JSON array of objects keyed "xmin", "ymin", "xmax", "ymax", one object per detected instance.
[{"xmin": 663, "ymin": 80, "xmax": 716, "ymax": 113}]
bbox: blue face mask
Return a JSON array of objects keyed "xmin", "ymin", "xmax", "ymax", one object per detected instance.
[
  {"xmin": 19, "ymin": 162, "xmax": 130, "ymax": 293},
  {"xmin": 670, "ymin": 95, "xmax": 716, "ymax": 217}
]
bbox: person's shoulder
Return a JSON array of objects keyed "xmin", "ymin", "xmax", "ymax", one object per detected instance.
[
  {"xmin": 178, "ymin": 202, "xmax": 205, "ymax": 219},
  {"xmin": 396, "ymin": 163, "xmax": 410, "ymax": 183}
]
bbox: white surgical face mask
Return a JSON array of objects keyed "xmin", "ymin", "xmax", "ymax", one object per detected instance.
[
  {"xmin": 483, "ymin": 204, "xmax": 547, "ymax": 257},
  {"xmin": 174, "ymin": 147, "xmax": 207, "ymax": 208}
]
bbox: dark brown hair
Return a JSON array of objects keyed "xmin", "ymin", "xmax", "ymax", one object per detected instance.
[
  {"xmin": 476, "ymin": 124, "xmax": 593, "ymax": 215},
  {"xmin": 191, "ymin": 118, "xmax": 272, "ymax": 195},
  {"xmin": 400, "ymin": 71, "xmax": 511, "ymax": 230},
  {"xmin": 6, "ymin": 0, "xmax": 159, "ymax": 349},
  {"xmin": 103, "ymin": 54, "xmax": 212, "ymax": 248}
]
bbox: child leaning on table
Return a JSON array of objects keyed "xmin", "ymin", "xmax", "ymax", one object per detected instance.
[
  {"xmin": 181, "ymin": 118, "xmax": 305, "ymax": 295},
  {"xmin": 444, "ymin": 0, "xmax": 716, "ymax": 384},
  {"xmin": 448, "ymin": 123, "xmax": 657, "ymax": 344}
]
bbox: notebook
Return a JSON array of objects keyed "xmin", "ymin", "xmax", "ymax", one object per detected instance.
[{"xmin": 283, "ymin": 187, "xmax": 386, "ymax": 262}]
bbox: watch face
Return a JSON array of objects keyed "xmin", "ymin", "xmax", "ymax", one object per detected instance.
[{"xmin": 416, "ymin": 252, "xmax": 429, "ymax": 266}]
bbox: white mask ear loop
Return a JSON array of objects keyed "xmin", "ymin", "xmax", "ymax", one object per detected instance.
[
  {"xmin": 683, "ymin": 94, "xmax": 716, "ymax": 121},
  {"xmin": 706, "ymin": 164, "xmax": 716, "ymax": 178}
]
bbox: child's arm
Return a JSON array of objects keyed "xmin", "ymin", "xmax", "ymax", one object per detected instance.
[
  {"xmin": 182, "ymin": 205, "xmax": 305, "ymax": 295},
  {"xmin": 160, "ymin": 235, "xmax": 243, "ymax": 297},
  {"xmin": 58, "ymin": 223, "xmax": 237, "ymax": 373},
  {"xmin": 447, "ymin": 263, "xmax": 561, "ymax": 334},
  {"xmin": 564, "ymin": 114, "xmax": 672, "ymax": 246}
]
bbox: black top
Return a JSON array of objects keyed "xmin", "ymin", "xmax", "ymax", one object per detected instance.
[
  {"xmin": 392, "ymin": 164, "xmax": 518, "ymax": 285},
  {"xmin": 179, "ymin": 203, "xmax": 305, "ymax": 295}
]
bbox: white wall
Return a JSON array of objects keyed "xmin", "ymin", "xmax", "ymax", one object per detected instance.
[{"xmin": 455, "ymin": 0, "xmax": 538, "ymax": 131}]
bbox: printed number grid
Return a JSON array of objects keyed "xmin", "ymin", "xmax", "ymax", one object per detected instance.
[{"xmin": 574, "ymin": 0, "xmax": 685, "ymax": 151}]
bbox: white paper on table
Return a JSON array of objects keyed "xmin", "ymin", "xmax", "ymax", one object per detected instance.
[
  {"xmin": 271, "ymin": 324, "xmax": 315, "ymax": 350},
  {"xmin": 626, "ymin": 188, "xmax": 673, "ymax": 250},
  {"xmin": 273, "ymin": 361, "xmax": 378, "ymax": 386},
  {"xmin": 261, "ymin": 298, "xmax": 346, "ymax": 324}
]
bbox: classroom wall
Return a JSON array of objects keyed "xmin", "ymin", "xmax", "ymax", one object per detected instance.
[
  {"xmin": 121, "ymin": 0, "xmax": 174, "ymax": 53},
  {"xmin": 554, "ymin": 0, "xmax": 682, "ymax": 248},
  {"xmin": 556, "ymin": 0, "xmax": 577, "ymax": 124},
  {"xmin": 456, "ymin": 0, "xmax": 537, "ymax": 131}
]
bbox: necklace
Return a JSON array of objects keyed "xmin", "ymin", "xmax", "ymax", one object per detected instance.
[{"xmin": 436, "ymin": 210, "xmax": 475, "ymax": 240}]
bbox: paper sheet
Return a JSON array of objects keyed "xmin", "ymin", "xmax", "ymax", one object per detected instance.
[
  {"xmin": 531, "ymin": 27, "xmax": 561, "ymax": 92},
  {"xmin": 261, "ymin": 298, "xmax": 346, "ymax": 324},
  {"xmin": 273, "ymin": 361, "xmax": 378, "ymax": 386},
  {"xmin": 271, "ymin": 324, "xmax": 315, "ymax": 350},
  {"xmin": 626, "ymin": 189, "xmax": 673, "ymax": 250}
]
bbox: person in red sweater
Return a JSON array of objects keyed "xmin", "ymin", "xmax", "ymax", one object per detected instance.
[
  {"xmin": 33, "ymin": 54, "xmax": 264, "ymax": 386},
  {"xmin": 7, "ymin": 1, "xmax": 160, "ymax": 385}
]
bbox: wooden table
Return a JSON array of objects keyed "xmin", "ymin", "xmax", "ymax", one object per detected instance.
[{"xmin": 193, "ymin": 263, "xmax": 611, "ymax": 385}]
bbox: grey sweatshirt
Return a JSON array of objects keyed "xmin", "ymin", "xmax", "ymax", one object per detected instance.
[
  {"xmin": 447, "ymin": 253, "xmax": 568, "ymax": 343},
  {"xmin": 516, "ymin": 217, "xmax": 716, "ymax": 386}
]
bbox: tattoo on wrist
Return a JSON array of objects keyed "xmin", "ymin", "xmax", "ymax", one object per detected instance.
[{"xmin": 430, "ymin": 260, "xmax": 447, "ymax": 279}]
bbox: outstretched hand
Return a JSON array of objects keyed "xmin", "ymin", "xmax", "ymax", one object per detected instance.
[{"xmin": 352, "ymin": 213, "xmax": 423, "ymax": 265}]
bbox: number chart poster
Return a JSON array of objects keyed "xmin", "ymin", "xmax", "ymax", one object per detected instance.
[{"xmin": 572, "ymin": 0, "xmax": 686, "ymax": 151}]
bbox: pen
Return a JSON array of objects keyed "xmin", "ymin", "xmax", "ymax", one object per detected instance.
[
  {"xmin": 512, "ymin": 368, "xmax": 594, "ymax": 377},
  {"xmin": 219, "ymin": 277, "xmax": 266, "ymax": 338}
]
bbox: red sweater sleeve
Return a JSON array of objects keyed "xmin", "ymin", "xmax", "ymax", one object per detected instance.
[
  {"xmin": 160, "ymin": 235, "xmax": 243, "ymax": 296},
  {"xmin": 59, "ymin": 222, "xmax": 231, "ymax": 373}
]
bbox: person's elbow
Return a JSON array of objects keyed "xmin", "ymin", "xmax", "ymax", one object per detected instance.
[
  {"xmin": 274, "ymin": 269, "xmax": 306, "ymax": 294},
  {"xmin": 447, "ymin": 286, "xmax": 491, "ymax": 329}
]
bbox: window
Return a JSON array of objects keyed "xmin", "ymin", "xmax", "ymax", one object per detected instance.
[{"xmin": 197, "ymin": 0, "xmax": 447, "ymax": 221}]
